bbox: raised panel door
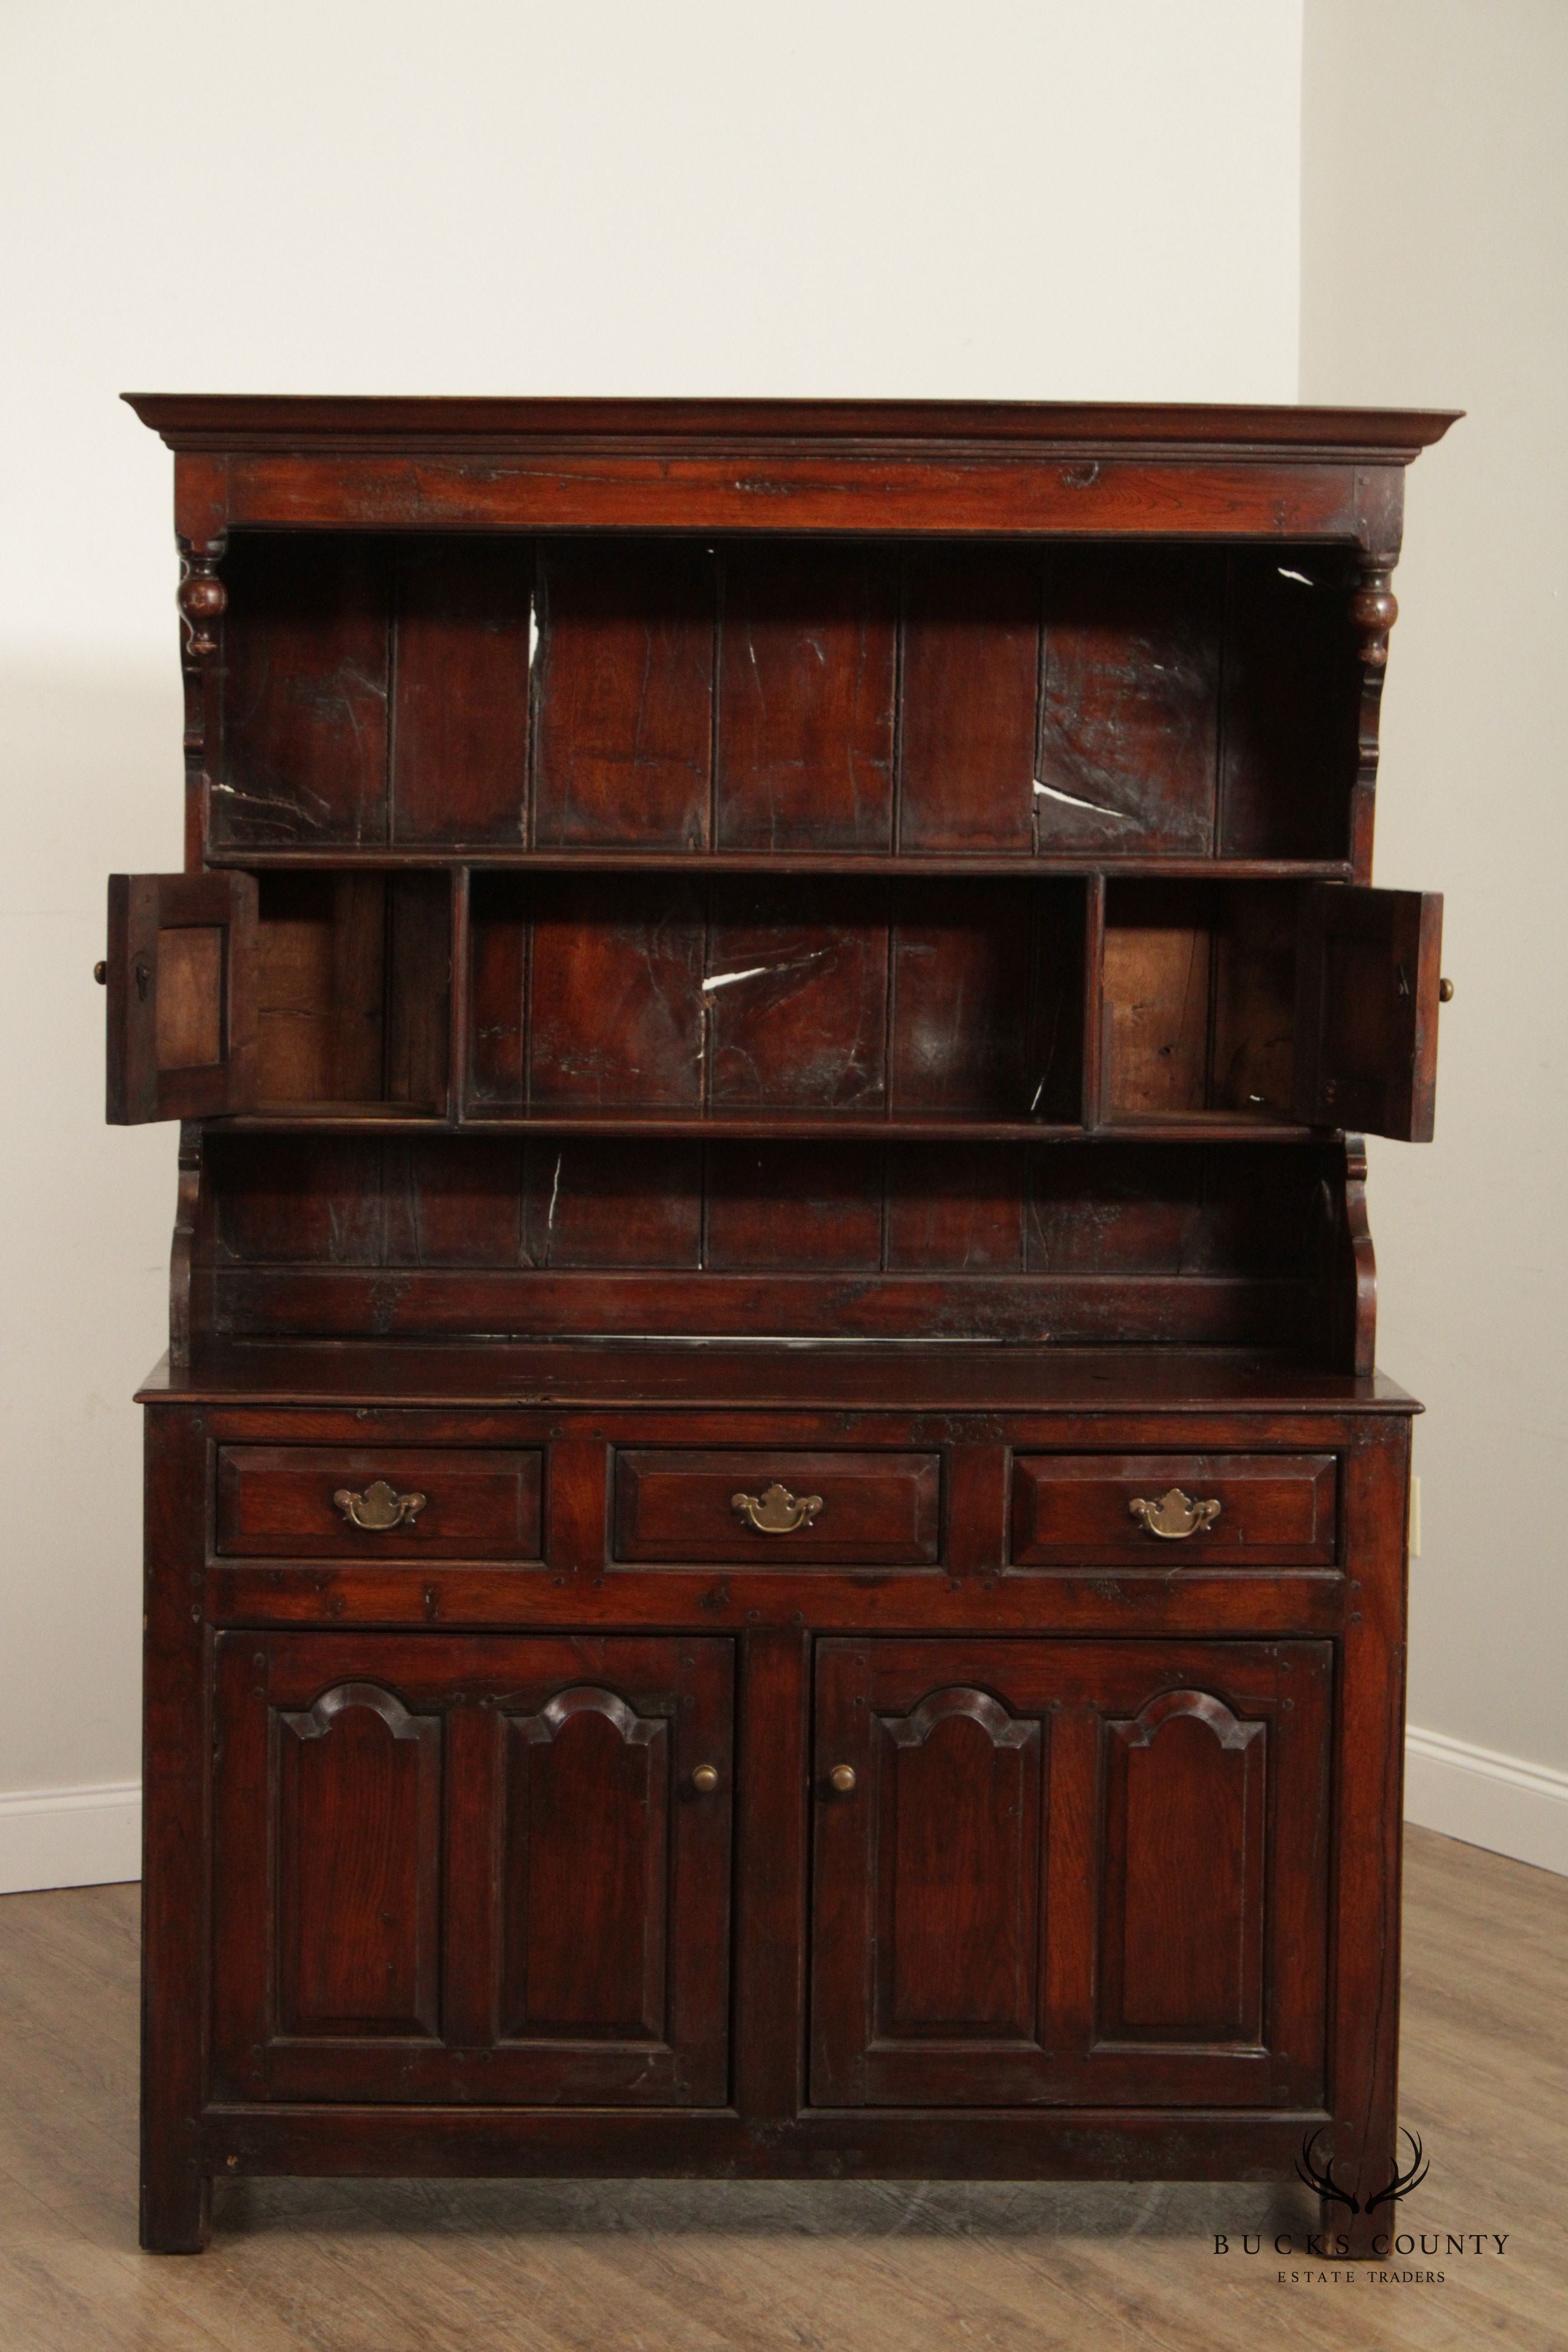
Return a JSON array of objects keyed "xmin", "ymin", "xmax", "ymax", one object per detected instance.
[
  {"xmin": 811, "ymin": 1638, "xmax": 1329, "ymax": 2108},
  {"xmin": 212, "ymin": 1632, "xmax": 733, "ymax": 2105}
]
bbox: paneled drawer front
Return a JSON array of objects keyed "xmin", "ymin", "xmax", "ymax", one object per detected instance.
[
  {"xmin": 1010, "ymin": 1453, "xmax": 1337, "ymax": 1565},
  {"xmin": 215, "ymin": 1447, "xmax": 543, "ymax": 1559},
  {"xmin": 614, "ymin": 1450, "xmax": 941, "ymax": 1564}
]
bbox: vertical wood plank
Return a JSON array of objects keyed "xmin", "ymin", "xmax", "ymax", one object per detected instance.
[
  {"xmin": 731, "ymin": 1628, "xmax": 809, "ymax": 2124},
  {"xmin": 544, "ymin": 1439, "xmax": 609, "ymax": 1577},
  {"xmin": 717, "ymin": 546, "xmax": 897, "ymax": 850},
  {"xmin": 533, "ymin": 541, "xmax": 714, "ymax": 847},
  {"xmin": 391, "ymin": 539, "xmax": 531, "ymax": 845},
  {"xmin": 219, "ymin": 536, "xmax": 391, "ymax": 847},
  {"xmin": 898, "ymin": 547, "xmax": 1038, "ymax": 851},
  {"xmin": 1328, "ymin": 1425, "xmax": 1412, "ymax": 2254},
  {"xmin": 140, "ymin": 1408, "xmax": 212, "ymax": 2252}
]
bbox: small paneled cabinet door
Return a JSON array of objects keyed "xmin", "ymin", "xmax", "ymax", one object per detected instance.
[
  {"xmin": 104, "ymin": 873, "xmax": 257, "ymax": 1122},
  {"xmin": 811, "ymin": 1638, "xmax": 1331, "ymax": 2109},
  {"xmin": 211, "ymin": 1633, "xmax": 733, "ymax": 2104}
]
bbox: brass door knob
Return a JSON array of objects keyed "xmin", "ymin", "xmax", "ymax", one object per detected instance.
[
  {"xmin": 1439, "ymin": 977, "xmax": 1455, "ymax": 1002},
  {"xmin": 828, "ymin": 1764, "xmax": 857, "ymax": 1794},
  {"xmin": 93, "ymin": 961, "xmax": 107, "ymax": 985},
  {"xmin": 691, "ymin": 1764, "xmax": 720, "ymax": 1794}
]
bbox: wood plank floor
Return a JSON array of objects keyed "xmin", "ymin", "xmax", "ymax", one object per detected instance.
[{"xmin": 0, "ymin": 1825, "xmax": 1562, "ymax": 2351}]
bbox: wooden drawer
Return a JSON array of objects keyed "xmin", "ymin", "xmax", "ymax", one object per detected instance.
[
  {"xmin": 613, "ymin": 1450, "xmax": 941, "ymax": 1565},
  {"xmin": 214, "ymin": 1447, "xmax": 543, "ymax": 1559},
  {"xmin": 1010, "ymin": 1453, "xmax": 1337, "ymax": 1566}
]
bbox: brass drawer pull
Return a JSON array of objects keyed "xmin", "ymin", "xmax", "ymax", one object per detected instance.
[
  {"xmin": 691, "ymin": 1764, "xmax": 720, "ymax": 1794},
  {"xmin": 1128, "ymin": 1487, "xmax": 1222, "ymax": 1541},
  {"xmin": 333, "ymin": 1479, "xmax": 428, "ymax": 1532},
  {"xmin": 828, "ymin": 1764, "xmax": 857, "ymax": 1794},
  {"xmin": 731, "ymin": 1481, "xmax": 824, "ymax": 1536}
]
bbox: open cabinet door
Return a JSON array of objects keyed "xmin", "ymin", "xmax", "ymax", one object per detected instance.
[
  {"xmin": 1293, "ymin": 883, "xmax": 1444, "ymax": 1142},
  {"xmin": 106, "ymin": 873, "xmax": 257, "ymax": 1123}
]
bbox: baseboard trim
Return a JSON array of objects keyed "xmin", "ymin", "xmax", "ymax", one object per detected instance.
[
  {"xmin": 1404, "ymin": 1724, "xmax": 1568, "ymax": 1877},
  {"xmin": 1, "ymin": 1730, "xmax": 1563, "ymax": 1896},
  {"xmin": 0, "ymin": 1781, "xmax": 141, "ymax": 1895}
]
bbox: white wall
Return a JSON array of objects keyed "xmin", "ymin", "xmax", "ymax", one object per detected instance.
[
  {"xmin": 1302, "ymin": 0, "xmax": 1568, "ymax": 1870},
  {"xmin": 2, "ymin": 2, "xmax": 1308, "ymax": 1887}
]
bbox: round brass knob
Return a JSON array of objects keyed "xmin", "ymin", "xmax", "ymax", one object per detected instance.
[
  {"xmin": 1439, "ymin": 977, "xmax": 1455, "ymax": 1002},
  {"xmin": 93, "ymin": 961, "xmax": 107, "ymax": 985},
  {"xmin": 828, "ymin": 1764, "xmax": 857, "ymax": 1794},
  {"xmin": 691, "ymin": 1764, "xmax": 720, "ymax": 1794}
]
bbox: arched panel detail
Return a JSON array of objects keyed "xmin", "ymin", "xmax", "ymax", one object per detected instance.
[
  {"xmin": 512, "ymin": 1683, "xmax": 664, "ymax": 1747},
  {"xmin": 1116, "ymin": 1686, "xmax": 1265, "ymax": 1755},
  {"xmin": 1097, "ymin": 1687, "xmax": 1268, "ymax": 2049},
  {"xmin": 499, "ymin": 1689, "xmax": 671, "ymax": 2041},
  {"xmin": 274, "ymin": 1682, "xmax": 442, "ymax": 2040},
  {"xmin": 886, "ymin": 1685, "xmax": 1037, "ymax": 1751},
  {"xmin": 280, "ymin": 1680, "xmax": 429, "ymax": 1743}
]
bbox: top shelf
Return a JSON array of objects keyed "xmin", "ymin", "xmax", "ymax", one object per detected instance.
[{"xmin": 205, "ymin": 848, "xmax": 1356, "ymax": 880}]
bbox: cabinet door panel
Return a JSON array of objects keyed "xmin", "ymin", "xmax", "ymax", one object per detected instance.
[
  {"xmin": 276, "ymin": 1682, "xmax": 442, "ymax": 2037},
  {"xmin": 105, "ymin": 872, "xmax": 257, "ymax": 1122},
  {"xmin": 811, "ymin": 1638, "xmax": 1329, "ymax": 2109},
  {"xmin": 499, "ymin": 1688, "xmax": 669, "ymax": 2041},
  {"xmin": 1293, "ymin": 883, "xmax": 1443, "ymax": 1140},
  {"xmin": 213, "ymin": 1632, "xmax": 732, "ymax": 2105}
]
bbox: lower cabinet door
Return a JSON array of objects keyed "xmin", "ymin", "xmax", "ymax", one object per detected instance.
[
  {"xmin": 811, "ymin": 1638, "xmax": 1330, "ymax": 2108},
  {"xmin": 212, "ymin": 1633, "xmax": 733, "ymax": 2105}
]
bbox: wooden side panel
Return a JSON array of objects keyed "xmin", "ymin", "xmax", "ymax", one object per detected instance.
[
  {"xmin": 1102, "ymin": 883, "xmax": 1298, "ymax": 1122},
  {"xmin": 1035, "ymin": 548, "xmax": 1223, "ymax": 852},
  {"xmin": 534, "ymin": 541, "xmax": 714, "ymax": 847},
  {"xmin": 716, "ymin": 545, "xmax": 897, "ymax": 849},
  {"xmin": 218, "ymin": 535, "xmax": 391, "ymax": 846},
  {"xmin": 897, "ymin": 547, "xmax": 1038, "ymax": 850},
  {"xmin": 391, "ymin": 538, "xmax": 532, "ymax": 844},
  {"xmin": 276, "ymin": 1684, "xmax": 442, "ymax": 2037}
]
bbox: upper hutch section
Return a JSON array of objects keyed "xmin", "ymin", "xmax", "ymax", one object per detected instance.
[{"xmin": 128, "ymin": 395, "xmax": 1457, "ymax": 878}]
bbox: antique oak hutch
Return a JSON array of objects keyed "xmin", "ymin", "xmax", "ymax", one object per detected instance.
[{"xmin": 106, "ymin": 396, "xmax": 1455, "ymax": 2253}]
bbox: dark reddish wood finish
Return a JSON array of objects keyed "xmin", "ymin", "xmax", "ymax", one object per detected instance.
[
  {"xmin": 809, "ymin": 1638, "xmax": 1329, "ymax": 2108},
  {"xmin": 113, "ymin": 398, "xmax": 1451, "ymax": 2250},
  {"xmin": 214, "ymin": 1445, "xmax": 543, "ymax": 1559},
  {"xmin": 1008, "ymin": 1452, "xmax": 1338, "ymax": 1565}
]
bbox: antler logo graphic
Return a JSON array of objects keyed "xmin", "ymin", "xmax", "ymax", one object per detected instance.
[{"xmin": 1295, "ymin": 2128, "xmax": 1429, "ymax": 2215}]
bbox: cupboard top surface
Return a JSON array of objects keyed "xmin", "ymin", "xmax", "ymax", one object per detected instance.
[
  {"xmin": 124, "ymin": 393, "xmax": 1460, "ymax": 459},
  {"xmin": 135, "ymin": 1341, "xmax": 1420, "ymax": 1414}
]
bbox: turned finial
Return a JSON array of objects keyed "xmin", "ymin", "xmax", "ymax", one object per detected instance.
[{"xmin": 177, "ymin": 546, "xmax": 227, "ymax": 659}]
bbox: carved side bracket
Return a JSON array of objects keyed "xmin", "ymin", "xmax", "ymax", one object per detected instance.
[{"xmin": 169, "ymin": 1122, "xmax": 201, "ymax": 1364}]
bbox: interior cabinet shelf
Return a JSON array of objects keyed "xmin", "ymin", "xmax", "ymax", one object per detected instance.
[{"xmin": 205, "ymin": 846, "xmax": 1359, "ymax": 881}]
